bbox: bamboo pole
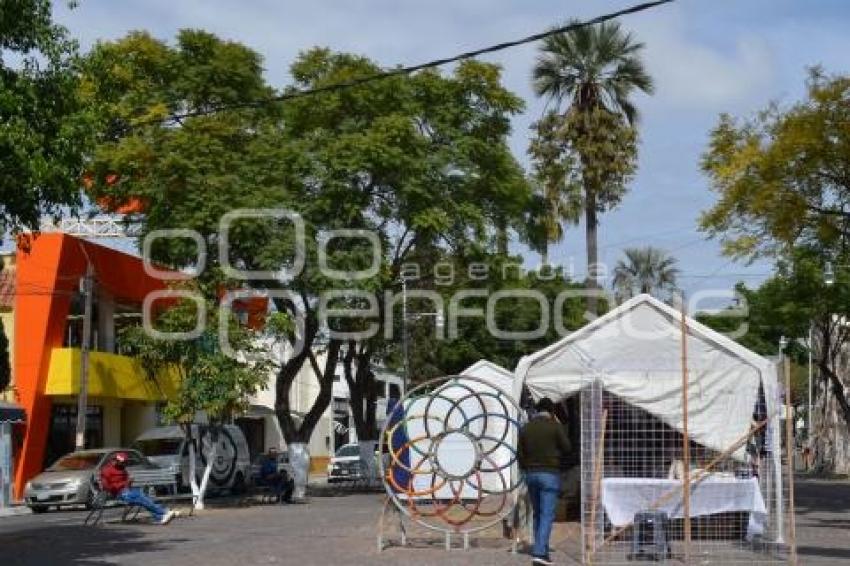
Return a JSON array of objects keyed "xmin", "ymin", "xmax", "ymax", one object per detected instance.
[
  {"xmin": 679, "ymin": 295, "xmax": 692, "ymax": 563},
  {"xmin": 588, "ymin": 418, "xmax": 770, "ymax": 561},
  {"xmin": 784, "ymin": 358, "xmax": 798, "ymax": 565},
  {"xmin": 586, "ymin": 409, "xmax": 608, "ymax": 564}
]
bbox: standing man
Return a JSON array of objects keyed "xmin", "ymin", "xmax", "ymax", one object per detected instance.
[
  {"xmin": 518, "ymin": 398, "xmax": 572, "ymax": 566},
  {"xmin": 100, "ymin": 452, "xmax": 176, "ymax": 524}
]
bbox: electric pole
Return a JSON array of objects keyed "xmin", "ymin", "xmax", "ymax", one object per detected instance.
[
  {"xmin": 75, "ymin": 262, "xmax": 94, "ymax": 451},
  {"xmin": 401, "ymin": 278, "xmax": 409, "ymax": 394}
]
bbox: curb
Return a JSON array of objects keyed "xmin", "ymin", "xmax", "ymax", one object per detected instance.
[{"xmin": 0, "ymin": 506, "xmax": 32, "ymax": 518}]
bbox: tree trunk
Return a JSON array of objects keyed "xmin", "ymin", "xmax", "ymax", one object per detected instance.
[
  {"xmin": 274, "ymin": 349, "xmax": 308, "ymax": 444},
  {"xmin": 195, "ymin": 427, "xmax": 218, "ymax": 510},
  {"xmin": 183, "ymin": 425, "xmax": 202, "ymax": 507},
  {"xmin": 541, "ymin": 242, "xmax": 549, "ymax": 267},
  {"xmin": 585, "ymin": 188, "xmax": 599, "ymax": 315},
  {"xmin": 288, "ymin": 442, "xmax": 310, "ymax": 500},
  {"xmin": 343, "ymin": 342, "xmax": 378, "ymax": 443},
  {"xmin": 818, "ymin": 362, "xmax": 850, "ymax": 433},
  {"xmin": 273, "ymin": 325, "xmax": 339, "ymax": 446}
]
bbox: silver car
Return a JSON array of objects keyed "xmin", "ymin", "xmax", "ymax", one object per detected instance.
[{"xmin": 23, "ymin": 448, "xmax": 155, "ymax": 513}]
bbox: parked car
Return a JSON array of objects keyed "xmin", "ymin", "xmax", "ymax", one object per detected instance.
[
  {"xmin": 327, "ymin": 442, "xmax": 379, "ymax": 484},
  {"xmin": 23, "ymin": 448, "xmax": 157, "ymax": 513},
  {"xmin": 133, "ymin": 424, "xmax": 251, "ymax": 494}
]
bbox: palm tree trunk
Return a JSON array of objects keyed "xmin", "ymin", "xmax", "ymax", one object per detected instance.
[
  {"xmin": 585, "ymin": 188, "xmax": 599, "ymax": 315},
  {"xmin": 541, "ymin": 242, "xmax": 549, "ymax": 267}
]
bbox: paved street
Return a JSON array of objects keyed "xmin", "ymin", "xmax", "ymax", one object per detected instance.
[{"xmin": 1, "ymin": 478, "xmax": 847, "ymax": 565}]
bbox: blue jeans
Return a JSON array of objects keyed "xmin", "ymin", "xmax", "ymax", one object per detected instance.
[
  {"xmin": 526, "ymin": 471, "xmax": 561, "ymax": 558},
  {"xmin": 118, "ymin": 488, "xmax": 166, "ymax": 521}
]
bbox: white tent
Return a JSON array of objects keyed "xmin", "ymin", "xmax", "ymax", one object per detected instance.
[
  {"xmin": 461, "ymin": 359, "xmax": 515, "ymax": 398},
  {"xmin": 512, "ymin": 294, "xmax": 784, "ymax": 539}
]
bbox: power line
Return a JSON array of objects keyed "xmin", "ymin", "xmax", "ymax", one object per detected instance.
[{"xmin": 152, "ymin": 0, "xmax": 674, "ymax": 125}]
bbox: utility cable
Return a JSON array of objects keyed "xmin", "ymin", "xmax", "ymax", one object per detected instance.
[{"xmin": 150, "ymin": 0, "xmax": 674, "ymax": 125}]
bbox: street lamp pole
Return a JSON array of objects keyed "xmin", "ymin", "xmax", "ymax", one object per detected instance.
[
  {"xmin": 75, "ymin": 261, "xmax": 94, "ymax": 451},
  {"xmin": 808, "ymin": 323, "xmax": 813, "ymax": 439},
  {"xmin": 401, "ymin": 278, "xmax": 409, "ymax": 393}
]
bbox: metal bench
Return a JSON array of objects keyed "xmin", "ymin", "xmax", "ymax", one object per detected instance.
[{"xmin": 84, "ymin": 468, "xmax": 180, "ymax": 526}]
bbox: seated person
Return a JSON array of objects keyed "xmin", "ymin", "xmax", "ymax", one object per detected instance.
[
  {"xmin": 260, "ymin": 447, "xmax": 294, "ymax": 503},
  {"xmin": 100, "ymin": 452, "xmax": 176, "ymax": 525}
]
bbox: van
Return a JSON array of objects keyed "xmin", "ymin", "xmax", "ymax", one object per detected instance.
[{"xmin": 133, "ymin": 424, "xmax": 251, "ymax": 494}]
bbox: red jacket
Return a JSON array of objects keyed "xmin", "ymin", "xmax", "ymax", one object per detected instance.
[{"xmin": 100, "ymin": 461, "xmax": 130, "ymax": 496}]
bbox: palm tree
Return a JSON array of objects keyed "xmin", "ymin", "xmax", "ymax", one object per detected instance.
[
  {"xmin": 612, "ymin": 247, "xmax": 679, "ymax": 300},
  {"xmin": 532, "ymin": 20, "xmax": 653, "ymax": 310}
]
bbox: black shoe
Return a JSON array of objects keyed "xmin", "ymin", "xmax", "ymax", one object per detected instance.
[{"xmin": 532, "ymin": 556, "xmax": 553, "ymax": 566}]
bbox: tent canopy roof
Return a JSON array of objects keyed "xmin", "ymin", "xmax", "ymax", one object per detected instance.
[
  {"xmin": 514, "ymin": 294, "xmax": 777, "ymax": 456},
  {"xmin": 462, "ymin": 360, "xmax": 513, "ymax": 387}
]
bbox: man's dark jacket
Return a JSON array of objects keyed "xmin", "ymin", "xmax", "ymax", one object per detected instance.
[{"xmin": 517, "ymin": 413, "xmax": 572, "ymax": 473}]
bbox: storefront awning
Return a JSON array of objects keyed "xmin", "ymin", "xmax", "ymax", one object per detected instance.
[
  {"xmin": 45, "ymin": 348, "xmax": 179, "ymax": 402},
  {"xmin": 0, "ymin": 401, "xmax": 25, "ymax": 424}
]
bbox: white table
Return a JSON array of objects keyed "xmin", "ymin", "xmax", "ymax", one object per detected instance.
[{"xmin": 600, "ymin": 476, "xmax": 767, "ymax": 538}]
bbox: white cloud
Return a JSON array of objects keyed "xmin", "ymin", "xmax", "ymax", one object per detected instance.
[{"xmin": 635, "ymin": 12, "xmax": 775, "ymax": 109}]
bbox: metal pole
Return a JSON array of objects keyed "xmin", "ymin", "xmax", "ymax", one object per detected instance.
[
  {"xmin": 784, "ymin": 357, "xmax": 798, "ymax": 564},
  {"xmin": 401, "ymin": 278, "xmax": 409, "ymax": 393},
  {"xmin": 75, "ymin": 262, "xmax": 94, "ymax": 451},
  {"xmin": 679, "ymin": 294, "xmax": 692, "ymax": 563},
  {"xmin": 807, "ymin": 324, "xmax": 813, "ymax": 440}
]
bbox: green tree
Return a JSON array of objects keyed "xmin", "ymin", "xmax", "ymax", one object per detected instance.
[
  {"xmin": 531, "ymin": 20, "xmax": 653, "ymax": 310},
  {"xmin": 700, "ymin": 69, "xmax": 850, "ymax": 259},
  {"xmin": 83, "ymin": 35, "xmax": 531, "ymax": 457},
  {"xmin": 0, "ymin": 0, "xmax": 93, "ymax": 238},
  {"xmin": 120, "ymin": 294, "xmax": 268, "ymax": 509},
  {"xmin": 698, "ymin": 248, "xmax": 850, "ymax": 470},
  {"xmin": 79, "ymin": 29, "xmax": 318, "ymax": 450},
  {"xmin": 405, "ymin": 259, "xmax": 588, "ymax": 378},
  {"xmin": 700, "ymin": 69, "xmax": 850, "ymax": 470},
  {"xmin": 277, "ymin": 50, "xmax": 530, "ymax": 446},
  {"xmin": 612, "ymin": 246, "xmax": 679, "ymax": 300}
]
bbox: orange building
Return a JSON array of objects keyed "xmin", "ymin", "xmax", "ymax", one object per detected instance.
[{"xmin": 12, "ymin": 233, "xmax": 175, "ymax": 498}]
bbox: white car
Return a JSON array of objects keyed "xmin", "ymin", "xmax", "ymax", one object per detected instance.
[{"xmin": 327, "ymin": 443, "xmax": 379, "ymax": 484}]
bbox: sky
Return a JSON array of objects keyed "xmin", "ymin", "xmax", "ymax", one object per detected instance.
[{"xmin": 52, "ymin": 0, "xmax": 850, "ymax": 306}]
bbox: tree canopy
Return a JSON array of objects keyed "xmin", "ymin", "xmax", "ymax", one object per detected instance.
[
  {"xmin": 530, "ymin": 21, "xmax": 650, "ymax": 308},
  {"xmin": 612, "ymin": 246, "xmax": 679, "ymax": 300},
  {"xmin": 0, "ymin": 0, "xmax": 93, "ymax": 238},
  {"xmin": 82, "ymin": 33, "xmax": 532, "ymax": 444},
  {"xmin": 701, "ymin": 69, "xmax": 850, "ymax": 259}
]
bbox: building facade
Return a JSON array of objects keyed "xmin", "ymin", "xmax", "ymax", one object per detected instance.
[{"xmin": 10, "ymin": 233, "xmax": 177, "ymax": 498}]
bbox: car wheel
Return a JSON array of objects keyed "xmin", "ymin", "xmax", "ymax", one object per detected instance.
[{"xmin": 30, "ymin": 505, "xmax": 49, "ymax": 514}]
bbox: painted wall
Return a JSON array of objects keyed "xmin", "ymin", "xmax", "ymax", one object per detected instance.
[{"xmin": 121, "ymin": 403, "xmax": 158, "ymax": 446}]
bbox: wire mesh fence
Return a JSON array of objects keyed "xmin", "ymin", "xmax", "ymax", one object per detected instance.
[{"xmin": 578, "ymin": 374, "xmax": 794, "ymax": 565}]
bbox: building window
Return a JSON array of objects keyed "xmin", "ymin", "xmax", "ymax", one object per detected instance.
[
  {"xmin": 45, "ymin": 404, "xmax": 103, "ymax": 467},
  {"xmin": 388, "ymin": 383, "xmax": 401, "ymax": 401}
]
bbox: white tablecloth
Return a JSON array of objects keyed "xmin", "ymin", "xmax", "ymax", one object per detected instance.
[{"xmin": 600, "ymin": 476, "xmax": 767, "ymax": 537}]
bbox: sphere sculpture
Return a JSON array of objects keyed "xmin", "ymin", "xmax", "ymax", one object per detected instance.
[{"xmin": 379, "ymin": 375, "xmax": 523, "ymax": 534}]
